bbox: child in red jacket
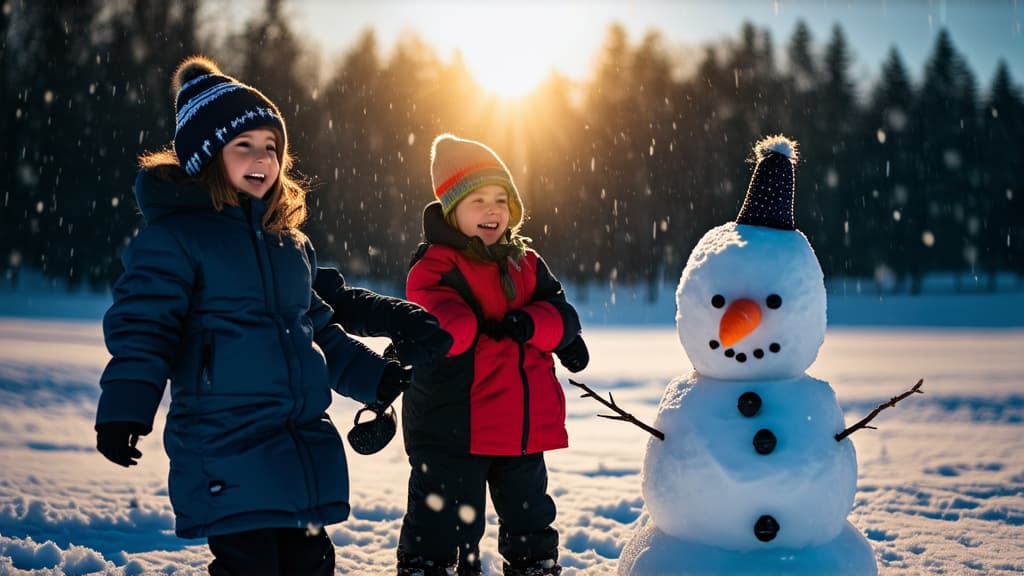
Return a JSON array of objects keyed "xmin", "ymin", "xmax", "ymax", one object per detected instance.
[{"xmin": 397, "ymin": 134, "xmax": 589, "ymax": 576}]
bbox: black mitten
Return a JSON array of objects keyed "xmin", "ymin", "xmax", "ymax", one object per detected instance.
[
  {"xmin": 389, "ymin": 303, "xmax": 453, "ymax": 367},
  {"xmin": 347, "ymin": 403, "xmax": 397, "ymax": 456},
  {"xmin": 556, "ymin": 335, "xmax": 590, "ymax": 373},
  {"xmin": 376, "ymin": 361, "xmax": 412, "ymax": 406},
  {"xmin": 500, "ymin": 310, "xmax": 534, "ymax": 343},
  {"xmin": 95, "ymin": 421, "xmax": 150, "ymax": 467},
  {"xmin": 313, "ymin": 266, "xmax": 346, "ymax": 298},
  {"xmin": 479, "ymin": 318, "xmax": 506, "ymax": 341}
]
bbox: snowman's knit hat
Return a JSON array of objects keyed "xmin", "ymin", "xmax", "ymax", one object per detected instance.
[{"xmin": 736, "ymin": 135, "xmax": 799, "ymax": 230}]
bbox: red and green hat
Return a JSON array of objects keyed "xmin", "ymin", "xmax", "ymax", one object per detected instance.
[{"xmin": 430, "ymin": 134, "xmax": 523, "ymax": 230}]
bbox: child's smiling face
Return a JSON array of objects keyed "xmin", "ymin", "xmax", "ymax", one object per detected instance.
[
  {"xmin": 222, "ymin": 128, "xmax": 280, "ymax": 199},
  {"xmin": 452, "ymin": 184, "xmax": 510, "ymax": 245}
]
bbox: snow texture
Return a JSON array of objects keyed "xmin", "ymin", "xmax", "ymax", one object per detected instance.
[
  {"xmin": 641, "ymin": 374, "xmax": 857, "ymax": 549},
  {"xmin": 675, "ymin": 222, "xmax": 826, "ymax": 380},
  {"xmin": 0, "ymin": 283, "xmax": 1022, "ymax": 574}
]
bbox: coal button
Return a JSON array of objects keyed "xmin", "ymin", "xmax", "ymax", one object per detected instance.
[
  {"xmin": 753, "ymin": 428, "xmax": 777, "ymax": 455},
  {"xmin": 737, "ymin": 392, "xmax": 762, "ymax": 417},
  {"xmin": 754, "ymin": 515, "xmax": 780, "ymax": 542}
]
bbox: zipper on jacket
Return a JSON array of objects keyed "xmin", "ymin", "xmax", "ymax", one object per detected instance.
[
  {"xmin": 244, "ymin": 204, "xmax": 302, "ymax": 417},
  {"xmin": 519, "ymin": 342, "xmax": 530, "ymax": 455},
  {"xmin": 245, "ymin": 202, "xmax": 315, "ymax": 504}
]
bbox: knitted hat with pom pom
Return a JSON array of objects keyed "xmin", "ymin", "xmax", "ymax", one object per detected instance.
[
  {"xmin": 736, "ymin": 135, "xmax": 800, "ymax": 230},
  {"xmin": 172, "ymin": 56, "xmax": 286, "ymax": 176},
  {"xmin": 430, "ymin": 134, "xmax": 523, "ymax": 230}
]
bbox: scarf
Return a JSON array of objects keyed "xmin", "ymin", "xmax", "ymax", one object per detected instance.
[{"xmin": 421, "ymin": 201, "xmax": 530, "ymax": 301}]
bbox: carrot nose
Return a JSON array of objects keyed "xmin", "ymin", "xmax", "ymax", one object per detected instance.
[{"xmin": 719, "ymin": 298, "xmax": 762, "ymax": 347}]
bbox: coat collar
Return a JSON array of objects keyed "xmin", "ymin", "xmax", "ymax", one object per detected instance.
[
  {"xmin": 134, "ymin": 169, "xmax": 214, "ymax": 225},
  {"xmin": 135, "ymin": 168, "xmax": 266, "ymax": 225},
  {"xmin": 422, "ymin": 201, "xmax": 471, "ymax": 251}
]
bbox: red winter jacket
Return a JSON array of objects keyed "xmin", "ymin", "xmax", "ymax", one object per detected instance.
[{"xmin": 402, "ymin": 203, "xmax": 581, "ymax": 456}]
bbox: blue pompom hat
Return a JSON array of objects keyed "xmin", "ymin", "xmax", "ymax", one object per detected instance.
[
  {"xmin": 172, "ymin": 56, "xmax": 286, "ymax": 176},
  {"xmin": 736, "ymin": 135, "xmax": 799, "ymax": 230}
]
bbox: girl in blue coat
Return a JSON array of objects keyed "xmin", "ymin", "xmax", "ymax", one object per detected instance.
[{"xmin": 94, "ymin": 56, "xmax": 409, "ymax": 575}]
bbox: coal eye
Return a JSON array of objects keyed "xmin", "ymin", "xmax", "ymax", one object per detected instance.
[
  {"xmin": 711, "ymin": 295, "xmax": 726, "ymax": 308},
  {"xmin": 766, "ymin": 294, "xmax": 782, "ymax": 309}
]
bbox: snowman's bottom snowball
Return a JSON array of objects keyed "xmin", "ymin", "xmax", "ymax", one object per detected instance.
[{"xmin": 617, "ymin": 519, "xmax": 876, "ymax": 576}]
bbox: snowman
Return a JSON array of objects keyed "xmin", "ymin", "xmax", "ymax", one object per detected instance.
[{"xmin": 617, "ymin": 135, "xmax": 878, "ymax": 575}]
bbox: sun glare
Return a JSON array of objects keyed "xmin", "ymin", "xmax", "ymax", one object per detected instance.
[
  {"xmin": 435, "ymin": 5, "xmax": 581, "ymax": 99},
  {"xmin": 462, "ymin": 42, "xmax": 553, "ymax": 99}
]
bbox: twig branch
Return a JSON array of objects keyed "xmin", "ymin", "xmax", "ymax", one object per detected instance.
[
  {"xmin": 835, "ymin": 379, "xmax": 924, "ymax": 442},
  {"xmin": 570, "ymin": 379, "xmax": 665, "ymax": 441}
]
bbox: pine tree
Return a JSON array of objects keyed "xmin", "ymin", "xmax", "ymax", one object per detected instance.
[
  {"xmin": 582, "ymin": 23, "xmax": 638, "ymax": 287},
  {"xmin": 234, "ymin": 0, "xmax": 322, "ymax": 188},
  {"xmin": 92, "ymin": 0, "xmax": 204, "ymax": 288},
  {"xmin": 1, "ymin": 1, "xmax": 17, "ymax": 285},
  {"xmin": 13, "ymin": 0, "xmax": 102, "ymax": 288},
  {"xmin": 782, "ymin": 20, "xmax": 824, "ymax": 267},
  {"xmin": 786, "ymin": 20, "xmax": 817, "ymax": 101},
  {"xmin": 317, "ymin": 29, "xmax": 384, "ymax": 277},
  {"xmin": 631, "ymin": 31, "xmax": 676, "ymax": 298},
  {"xmin": 863, "ymin": 48, "xmax": 917, "ymax": 292},
  {"xmin": 917, "ymin": 29, "xmax": 978, "ymax": 291},
  {"xmin": 517, "ymin": 71, "xmax": 587, "ymax": 286},
  {"xmin": 815, "ymin": 25, "xmax": 860, "ymax": 277},
  {"xmin": 980, "ymin": 61, "xmax": 1023, "ymax": 286},
  {"xmin": 681, "ymin": 46, "xmax": 731, "ymax": 229}
]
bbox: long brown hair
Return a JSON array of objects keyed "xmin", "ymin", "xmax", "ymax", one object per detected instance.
[{"xmin": 138, "ymin": 128, "xmax": 307, "ymax": 236}]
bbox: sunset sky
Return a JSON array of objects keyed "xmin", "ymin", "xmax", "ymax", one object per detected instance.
[{"xmin": 227, "ymin": 0, "xmax": 1023, "ymax": 98}]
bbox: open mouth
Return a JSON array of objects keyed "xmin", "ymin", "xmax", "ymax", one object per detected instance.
[
  {"xmin": 244, "ymin": 173, "xmax": 266, "ymax": 184},
  {"xmin": 478, "ymin": 222, "xmax": 499, "ymax": 230}
]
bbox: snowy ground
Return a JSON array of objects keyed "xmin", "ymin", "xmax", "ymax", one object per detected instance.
[{"xmin": 0, "ymin": 287, "xmax": 1023, "ymax": 575}]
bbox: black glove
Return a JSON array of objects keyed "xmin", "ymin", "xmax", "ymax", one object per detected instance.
[
  {"xmin": 479, "ymin": 318, "xmax": 506, "ymax": 341},
  {"xmin": 389, "ymin": 303, "xmax": 453, "ymax": 367},
  {"xmin": 313, "ymin": 266, "xmax": 346, "ymax": 298},
  {"xmin": 347, "ymin": 403, "xmax": 397, "ymax": 455},
  {"xmin": 501, "ymin": 310, "xmax": 534, "ymax": 343},
  {"xmin": 376, "ymin": 361, "xmax": 412, "ymax": 406},
  {"xmin": 314, "ymin": 266, "xmax": 453, "ymax": 367},
  {"xmin": 479, "ymin": 311, "xmax": 533, "ymax": 343},
  {"xmin": 95, "ymin": 421, "xmax": 150, "ymax": 467},
  {"xmin": 556, "ymin": 335, "xmax": 590, "ymax": 373}
]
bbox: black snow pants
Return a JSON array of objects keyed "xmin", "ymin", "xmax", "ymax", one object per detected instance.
[
  {"xmin": 207, "ymin": 527, "xmax": 334, "ymax": 576},
  {"xmin": 397, "ymin": 448, "xmax": 559, "ymax": 574}
]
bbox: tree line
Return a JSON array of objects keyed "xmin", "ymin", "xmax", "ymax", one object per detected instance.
[{"xmin": 2, "ymin": 0, "xmax": 1021, "ymax": 296}]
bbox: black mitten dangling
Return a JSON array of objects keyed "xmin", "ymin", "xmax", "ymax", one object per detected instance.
[{"xmin": 347, "ymin": 403, "xmax": 397, "ymax": 455}]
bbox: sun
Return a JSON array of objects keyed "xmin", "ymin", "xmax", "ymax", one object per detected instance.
[
  {"xmin": 461, "ymin": 42, "xmax": 554, "ymax": 99},
  {"xmin": 431, "ymin": 4, "xmax": 580, "ymax": 99}
]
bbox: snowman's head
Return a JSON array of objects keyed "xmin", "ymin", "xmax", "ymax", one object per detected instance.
[
  {"xmin": 675, "ymin": 134, "xmax": 826, "ymax": 380},
  {"xmin": 675, "ymin": 222, "xmax": 826, "ymax": 379}
]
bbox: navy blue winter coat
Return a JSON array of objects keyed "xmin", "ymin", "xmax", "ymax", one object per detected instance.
[{"xmin": 96, "ymin": 168, "xmax": 386, "ymax": 538}]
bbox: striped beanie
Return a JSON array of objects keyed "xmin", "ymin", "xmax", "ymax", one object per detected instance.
[
  {"xmin": 172, "ymin": 56, "xmax": 286, "ymax": 176},
  {"xmin": 430, "ymin": 134, "xmax": 523, "ymax": 230}
]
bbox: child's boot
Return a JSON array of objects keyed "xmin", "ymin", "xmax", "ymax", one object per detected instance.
[
  {"xmin": 397, "ymin": 552, "xmax": 456, "ymax": 576},
  {"xmin": 502, "ymin": 558, "xmax": 562, "ymax": 576}
]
